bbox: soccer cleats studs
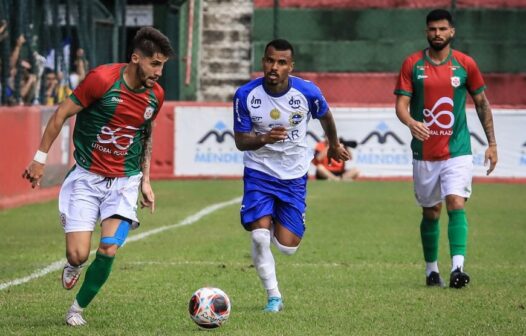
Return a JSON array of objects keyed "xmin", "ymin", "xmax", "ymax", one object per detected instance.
[
  {"xmin": 426, "ymin": 271, "xmax": 445, "ymax": 287},
  {"xmin": 449, "ymin": 267, "xmax": 470, "ymax": 289},
  {"xmin": 263, "ymin": 297, "xmax": 283, "ymax": 313},
  {"xmin": 62, "ymin": 263, "xmax": 83, "ymax": 290}
]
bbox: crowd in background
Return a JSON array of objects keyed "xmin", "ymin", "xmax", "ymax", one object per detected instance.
[{"xmin": 0, "ymin": 19, "xmax": 88, "ymax": 107}]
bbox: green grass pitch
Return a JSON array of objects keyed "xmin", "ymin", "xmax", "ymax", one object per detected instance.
[{"xmin": 1, "ymin": 180, "xmax": 525, "ymax": 335}]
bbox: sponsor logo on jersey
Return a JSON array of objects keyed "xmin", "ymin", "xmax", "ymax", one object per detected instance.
[
  {"xmin": 451, "ymin": 76, "xmax": 461, "ymax": 88},
  {"xmin": 270, "ymin": 108, "xmax": 280, "ymax": 120},
  {"xmin": 251, "ymin": 116, "xmax": 262, "ymax": 123},
  {"xmin": 423, "ymin": 97, "xmax": 455, "ymax": 130},
  {"xmin": 96, "ymin": 125, "xmax": 140, "ymax": 151},
  {"xmin": 144, "ymin": 106, "xmax": 154, "ymax": 120},
  {"xmin": 288, "ymin": 96, "xmax": 301, "ymax": 109},
  {"xmin": 111, "ymin": 96, "xmax": 124, "ymax": 103},
  {"xmin": 250, "ymin": 96, "xmax": 262, "ymax": 108},
  {"xmin": 289, "ymin": 111, "xmax": 304, "ymax": 126},
  {"xmin": 417, "ymin": 75, "xmax": 428, "ymax": 79}
]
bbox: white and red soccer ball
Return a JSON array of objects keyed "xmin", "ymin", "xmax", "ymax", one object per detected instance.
[{"xmin": 188, "ymin": 287, "xmax": 231, "ymax": 329}]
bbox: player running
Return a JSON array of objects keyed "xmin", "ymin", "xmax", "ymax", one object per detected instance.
[
  {"xmin": 23, "ymin": 27, "xmax": 174, "ymax": 325},
  {"xmin": 233, "ymin": 39, "xmax": 350, "ymax": 312}
]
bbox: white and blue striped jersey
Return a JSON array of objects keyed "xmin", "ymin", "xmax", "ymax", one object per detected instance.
[{"xmin": 233, "ymin": 76, "xmax": 329, "ymax": 179}]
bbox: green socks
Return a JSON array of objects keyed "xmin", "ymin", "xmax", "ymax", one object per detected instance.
[
  {"xmin": 76, "ymin": 252, "xmax": 115, "ymax": 308},
  {"xmin": 448, "ymin": 209, "xmax": 468, "ymax": 257},
  {"xmin": 420, "ymin": 217, "xmax": 440, "ymax": 262}
]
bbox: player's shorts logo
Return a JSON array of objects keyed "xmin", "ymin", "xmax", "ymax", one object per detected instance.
[
  {"xmin": 270, "ymin": 108, "xmax": 280, "ymax": 120},
  {"xmin": 423, "ymin": 97, "xmax": 454, "ymax": 129},
  {"xmin": 451, "ymin": 76, "xmax": 461, "ymax": 88},
  {"xmin": 144, "ymin": 107, "xmax": 154, "ymax": 120}
]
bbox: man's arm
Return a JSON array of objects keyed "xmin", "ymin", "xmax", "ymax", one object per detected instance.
[
  {"xmin": 139, "ymin": 123, "xmax": 155, "ymax": 213},
  {"xmin": 472, "ymin": 91, "xmax": 498, "ymax": 175},
  {"xmin": 234, "ymin": 126, "xmax": 288, "ymax": 151},
  {"xmin": 395, "ymin": 95, "xmax": 430, "ymax": 141},
  {"xmin": 318, "ymin": 110, "xmax": 350, "ymax": 162},
  {"xmin": 22, "ymin": 97, "xmax": 83, "ymax": 188}
]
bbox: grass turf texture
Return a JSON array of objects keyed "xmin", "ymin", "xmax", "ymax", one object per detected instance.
[{"xmin": 0, "ymin": 180, "xmax": 525, "ymax": 335}]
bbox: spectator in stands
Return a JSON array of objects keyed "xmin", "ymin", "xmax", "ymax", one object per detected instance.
[
  {"xmin": 43, "ymin": 68, "xmax": 72, "ymax": 106},
  {"xmin": 313, "ymin": 137, "xmax": 360, "ymax": 181},
  {"xmin": 69, "ymin": 48, "xmax": 88, "ymax": 89}
]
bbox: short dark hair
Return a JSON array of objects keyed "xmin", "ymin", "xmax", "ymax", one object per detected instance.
[
  {"xmin": 426, "ymin": 9, "xmax": 454, "ymax": 26},
  {"xmin": 133, "ymin": 27, "xmax": 175, "ymax": 58},
  {"xmin": 264, "ymin": 39, "xmax": 294, "ymax": 58}
]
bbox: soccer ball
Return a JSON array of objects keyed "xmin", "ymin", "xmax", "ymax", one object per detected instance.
[{"xmin": 188, "ymin": 287, "xmax": 231, "ymax": 329}]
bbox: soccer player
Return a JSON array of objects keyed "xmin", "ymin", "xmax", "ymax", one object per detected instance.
[
  {"xmin": 394, "ymin": 9, "xmax": 498, "ymax": 288},
  {"xmin": 233, "ymin": 39, "xmax": 350, "ymax": 311},
  {"xmin": 22, "ymin": 27, "xmax": 174, "ymax": 325}
]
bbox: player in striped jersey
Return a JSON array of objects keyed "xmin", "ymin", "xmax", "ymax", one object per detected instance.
[
  {"xmin": 394, "ymin": 9, "xmax": 498, "ymax": 288},
  {"xmin": 23, "ymin": 27, "xmax": 174, "ymax": 325}
]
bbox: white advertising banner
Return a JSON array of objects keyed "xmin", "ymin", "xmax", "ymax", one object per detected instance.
[{"xmin": 174, "ymin": 106, "xmax": 526, "ymax": 178}]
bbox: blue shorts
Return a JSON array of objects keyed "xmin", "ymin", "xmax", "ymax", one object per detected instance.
[{"xmin": 240, "ymin": 167, "xmax": 307, "ymax": 238}]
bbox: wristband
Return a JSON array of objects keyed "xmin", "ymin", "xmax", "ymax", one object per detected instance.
[{"xmin": 33, "ymin": 150, "xmax": 48, "ymax": 164}]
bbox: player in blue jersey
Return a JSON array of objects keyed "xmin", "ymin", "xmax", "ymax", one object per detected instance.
[{"xmin": 233, "ymin": 39, "xmax": 350, "ymax": 312}]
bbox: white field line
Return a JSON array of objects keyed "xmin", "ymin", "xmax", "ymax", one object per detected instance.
[{"xmin": 0, "ymin": 197, "xmax": 241, "ymax": 291}]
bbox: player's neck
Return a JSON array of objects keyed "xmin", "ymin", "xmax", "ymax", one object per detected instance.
[
  {"xmin": 426, "ymin": 47, "xmax": 451, "ymax": 64},
  {"xmin": 123, "ymin": 64, "xmax": 144, "ymax": 90},
  {"xmin": 264, "ymin": 78, "xmax": 290, "ymax": 95}
]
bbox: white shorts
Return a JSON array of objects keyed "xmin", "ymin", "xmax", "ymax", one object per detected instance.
[
  {"xmin": 58, "ymin": 165, "xmax": 142, "ymax": 233},
  {"xmin": 413, "ymin": 155, "xmax": 473, "ymax": 207}
]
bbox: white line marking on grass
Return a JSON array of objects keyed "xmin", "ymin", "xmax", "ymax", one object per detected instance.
[{"xmin": 0, "ymin": 197, "xmax": 241, "ymax": 291}]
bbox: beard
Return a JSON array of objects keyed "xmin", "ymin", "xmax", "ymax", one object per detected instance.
[
  {"xmin": 427, "ymin": 36, "xmax": 452, "ymax": 51},
  {"xmin": 136, "ymin": 65, "xmax": 155, "ymax": 88}
]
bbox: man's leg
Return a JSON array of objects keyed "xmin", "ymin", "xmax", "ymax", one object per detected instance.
[
  {"xmin": 66, "ymin": 217, "xmax": 131, "ymax": 326},
  {"xmin": 62, "ymin": 232, "xmax": 92, "ymax": 290},
  {"xmin": 421, "ymin": 204, "xmax": 445, "ymax": 287},
  {"xmin": 250, "ymin": 216, "xmax": 283, "ymax": 311},
  {"xmin": 445, "ymin": 195, "xmax": 470, "ymax": 288}
]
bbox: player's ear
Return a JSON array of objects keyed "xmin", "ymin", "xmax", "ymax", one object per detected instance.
[
  {"xmin": 450, "ymin": 27, "xmax": 455, "ymax": 38},
  {"xmin": 290, "ymin": 61, "xmax": 294, "ymax": 73},
  {"xmin": 131, "ymin": 52, "xmax": 140, "ymax": 64}
]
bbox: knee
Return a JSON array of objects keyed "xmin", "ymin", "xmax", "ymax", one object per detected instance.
[
  {"xmin": 98, "ymin": 243, "xmax": 118, "ymax": 257},
  {"xmin": 271, "ymin": 235, "xmax": 299, "ymax": 256},
  {"xmin": 423, "ymin": 204, "xmax": 441, "ymax": 220},
  {"xmin": 66, "ymin": 249, "xmax": 89, "ymax": 266},
  {"xmin": 252, "ymin": 229, "xmax": 271, "ymax": 248}
]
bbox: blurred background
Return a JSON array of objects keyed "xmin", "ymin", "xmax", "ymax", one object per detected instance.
[
  {"xmin": 1, "ymin": 0, "xmax": 525, "ymax": 209},
  {"xmin": 1, "ymin": 0, "xmax": 524, "ymax": 105}
]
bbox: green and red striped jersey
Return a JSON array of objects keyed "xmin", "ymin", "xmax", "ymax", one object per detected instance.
[
  {"xmin": 394, "ymin": 49, "xmax": 486, "ymax": 161},
  {"xmin": 70, "ymin": 63, "xmax": 164, "ymax": 177}
]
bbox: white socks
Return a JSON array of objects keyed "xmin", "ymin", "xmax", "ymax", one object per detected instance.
[
  {"xmin": 251, "ymin": 229, "xmax": 281, "ymax": 298},
  {"xmin": 451, "ymin": 255, "xmax": 465, "ymax": 272},
  {"xmin": 425, "ymin": 261, "xmax": 439, "ymax": 276}
]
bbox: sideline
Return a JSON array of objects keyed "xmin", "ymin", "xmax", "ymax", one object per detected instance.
[{"xmin": 0, "ymin": 197, "xmax": 241, "ymax": 291}]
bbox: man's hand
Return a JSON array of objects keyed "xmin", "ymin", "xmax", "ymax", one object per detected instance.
[
  {"xmin": 22, "ymin": 161, "xmax": 45, "ymax": 188},
  {"xmin": 408, "ymin": 120, "xmax": 430, "ymax": 141},
  {"xmin": 327, "ymin": 143, "xmax": 351, "ymax": 163},
  {"xmin": 140, "ymin": 180, "xmax": 155, "ymax": 214},
  {"xmin": 485, "ymin": 145, "xmax": 498, "ymax": 176},
  {"xmin": 262, "ymin": 126, "xmax": 288, "ymax": 144}
]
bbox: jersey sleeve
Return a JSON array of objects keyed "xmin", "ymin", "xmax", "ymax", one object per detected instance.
[
  {"xmin": 394, "ymin": 57, "xmax": 414, "ymax": 97},
  {"xmin": 151, "ymin": 85, "xmax": 165, "ymax": 121},
  {"xmin": 71, "ymin": 68, "xmax": 111, "ymax": 107},
  {"xmin": 233, "ymin": 88, "xmax": 252, "ymax": 133},
  {"xmin": 465, "ymin": 56, "xmax": 486, "ymax": 95},
  {"xmin": 307, "ymin": 83, "xmax": 329, "ymax": 119}
]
